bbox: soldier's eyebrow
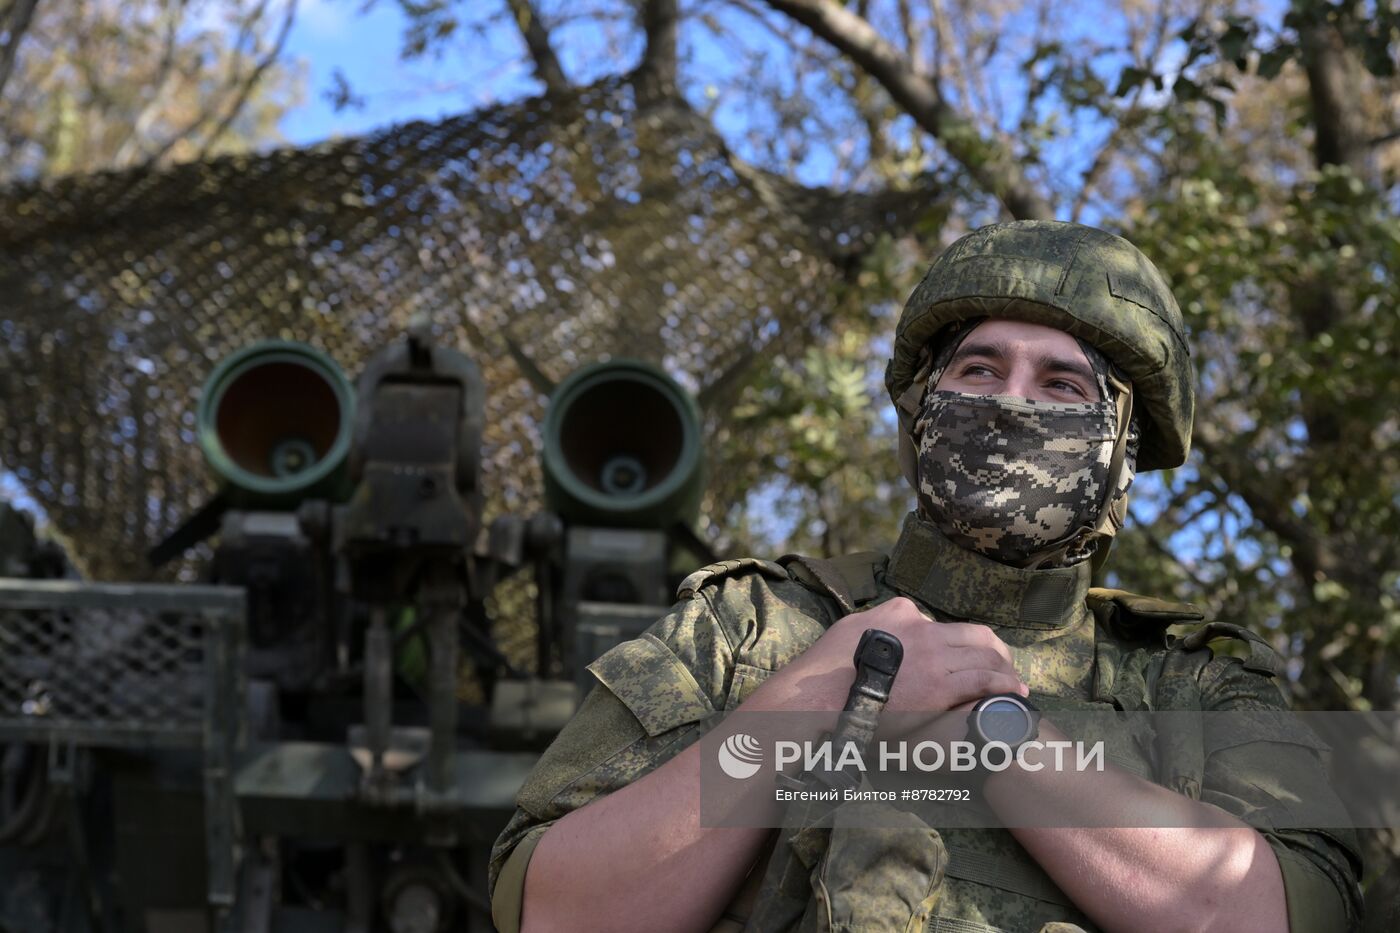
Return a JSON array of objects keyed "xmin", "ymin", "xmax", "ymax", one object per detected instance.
[
  {"xmin": 1034, "ymin": 352, "xmax": 1096, "ymax": 386},
  {"xmin": 949, "ymin": 340, "xmax": 1097, "ymax": 389},
  {"xmin": 948, "ymin": 340, "xmax": 1009, "ymax": 367}
]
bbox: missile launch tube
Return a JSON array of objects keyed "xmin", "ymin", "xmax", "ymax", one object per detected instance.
[
  {"xmin": 196, "ymin": 340, "xmax": 355, "ymax": 506},
  {"xmin": 542, "ymin": 360, "xmax": 703, "ymax": 528}
]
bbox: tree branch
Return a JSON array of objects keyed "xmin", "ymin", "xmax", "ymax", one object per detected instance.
[
  {"xmin": 501, "ymin": 333, "xmax": 557, "ymax": 397},
  {"xmin": 758, "ymin": 0, "xmax": 1054, "ymax": 219},
  {"xmin": 1070, "ymin": 103, "xmax": 1146, "ymax": 223},
  {"xmin": 1193, "ymin": 422, "xmax": 1342, "ymax": 587},
  {"xmin": 1072, "ymin": 6, "xmax": 1170, "ymax": 221},
  {"xmin": 505, "ymin": 0, "xmax": 569, "ymax": 95},
  {"xmin": 928, "ymin": 0, "xmax": 969, "ymax": 113},
  {"xmin": 1290, "ymin": 23, "xmax": 1369, "ymax": 450},
  {"xmin": 842, "ymin": 0, "xmax": 889, "ymax": 177},
  {"xmin": 135, "ymin": 0, "xmax": 289, "ymax": 168},
  {"xmin": 195, "ymin": 0, "xmax": 297, "ymax": 160},
  {"xmin": 1127, "ymin": 501, "xmax": 1212, "ymax": 593},
  {"xmin": 1299, "ymin": 22, "xmax": 1369, "ymax": 174},
  {"xmin": 697, "ymin": 343, "xmax": 761, "ymax": 411},
  {"xmin": 0, "ymin": 0, "xmax": 40, "ymax": 100},
  {"xmin": 1367, "ymin": 127, "xmax": 1400, "ymax": 149},
  {"xmin": 113, "ymin": 0, "xmax": 190, "ymax": 167},
  {"xmin": 894, "ymin": 0, "xmax": 923, "ymax": 73},
  {"xmin": 636, "ymin": 0, "xmax": 679, "ymax": 95}
]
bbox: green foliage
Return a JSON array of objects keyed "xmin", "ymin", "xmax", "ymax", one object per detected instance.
[
  {"xmin": 709, "ymin": 263, "xmax": 912, "ymax": 558},
  {"xmin": 1117, "ymin": 93, "xmax": 1399, "ymax": 708},
  {"xmin": 0, "ymin": 0, "xmax": 303, "ymax": 182},
  {"xmin": 694, "ymin": 0, "xmax": 1399, "ymax": 720},
  {"xmin": 1114, "ymin": 2, "xmax": 1400, "ymax": 112}
]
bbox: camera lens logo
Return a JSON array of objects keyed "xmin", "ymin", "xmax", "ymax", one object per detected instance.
[{"xmin": 717, "ymin": 733, "xmax": 763, "ymax": 780}]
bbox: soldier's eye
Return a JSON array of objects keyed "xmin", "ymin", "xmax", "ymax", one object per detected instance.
[{"xmin": 1048, "ymin": 380, "xmax": 1086, "ymax": 397}]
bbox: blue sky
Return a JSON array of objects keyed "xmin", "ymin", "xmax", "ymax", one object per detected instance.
[
  {"xmin": 279, "ymin": 0, "xmax": 536, "ymax": 144},
  {"xmin": 274, "ymin": 0, "xmax": 1204, "ymax": 202},
  {"xmin": 276, "ymin": 0, "xmax": 860, "ymax": 185}
]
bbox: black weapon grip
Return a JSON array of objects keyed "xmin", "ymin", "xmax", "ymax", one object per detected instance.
[{"xmin": 845, "ymin": 628, "xmax": 903, "ymax": 710}]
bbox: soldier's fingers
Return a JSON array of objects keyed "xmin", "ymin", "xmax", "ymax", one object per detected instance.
[
  {"xmin": 936, "ymin": 623, "xmax": 1014, "ymax": 661},
  {"xmin": 938, "ymin": 669, "xmax": 1028, "ymax": 708},
  {"xmin": 869, "ymin": 595, "xmax": 933, "ymax": 624},
  {"xmin": 939, "ymin": 645, "xmax": 1021, "ymax": 679}
]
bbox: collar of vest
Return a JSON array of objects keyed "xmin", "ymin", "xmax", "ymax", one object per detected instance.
[{"xmin": 884, "ymin": 512, "xmax": 1091, "ymax": 629}]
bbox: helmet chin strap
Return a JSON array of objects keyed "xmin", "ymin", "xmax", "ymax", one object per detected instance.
[
  {"xmin": 895, "ymin": 348, "xmax": 935, "ymax": 491},
  {"xmin": 1021, "ymin": 371, "xmax": 1135, "ymax": 572}
]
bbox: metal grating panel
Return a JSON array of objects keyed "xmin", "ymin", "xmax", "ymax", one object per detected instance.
[{"xmin": 0, "ymin": 578, "xmax": 244, "ymax": 749}]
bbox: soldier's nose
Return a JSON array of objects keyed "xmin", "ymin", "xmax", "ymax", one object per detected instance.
[{"xmin": 1002, "ymin": 367, "xmax": 1037, "ymax": 400}]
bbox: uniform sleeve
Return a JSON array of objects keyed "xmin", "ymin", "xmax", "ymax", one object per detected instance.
[
  {"xmin": 1197, "ymin": 655, "xmax": 1364, "ymax": 933},
  {"xmin": 487, "ymin": 587, "xmax": 738, "ymax": 928}
]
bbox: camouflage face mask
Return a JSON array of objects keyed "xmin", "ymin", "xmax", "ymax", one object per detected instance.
[{"xmin": 913, "ymin": 384, "xmax": 1125, "ymax": 568}]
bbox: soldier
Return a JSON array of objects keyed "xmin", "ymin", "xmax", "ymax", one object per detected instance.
[{"xmin": 488, "ymin": 221, "xmax": 1363, "ymax": 932}]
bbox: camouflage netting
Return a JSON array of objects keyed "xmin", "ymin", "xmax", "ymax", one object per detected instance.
[{"xmin": 0, "ymin": 75, "xmax": 932, "ymax": 600}]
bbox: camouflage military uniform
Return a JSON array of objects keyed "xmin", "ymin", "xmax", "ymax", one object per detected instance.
[
  {"xmin": 489, "ymin": 513, "xmax": 1362, "ymax": 932},
  {"xmin": 490, "ymin": 221, "xmax": 1363, "ymax": 930}
]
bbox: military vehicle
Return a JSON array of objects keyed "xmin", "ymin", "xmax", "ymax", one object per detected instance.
[{"xmin": 0, "ymin": 319, "xmax": 713, "ymax": 932}]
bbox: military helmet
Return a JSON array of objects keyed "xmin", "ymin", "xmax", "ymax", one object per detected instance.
[{"xmin": 886, "ymin": 220, "xmax": 1194, "ymax": 473}]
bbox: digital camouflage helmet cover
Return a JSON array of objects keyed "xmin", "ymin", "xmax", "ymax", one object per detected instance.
[{"xmin": 887, "ymin": 219, "xmax": 1195, "ymax": 478}]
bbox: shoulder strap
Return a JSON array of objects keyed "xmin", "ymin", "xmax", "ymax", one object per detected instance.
[
  {"xmin": 676, "ymin": 557, "xmax": 788, "ymax": 600},
  {"xmin": 1178, "ymin": 621, "xmax": 1284, "ymax": 678},
  {"xmin": 777, "ymin": 550, "xmax": 886, "ymax": 617},
  {"xmin": 1087, "ymin": 586, "xmax": 1204, "ymax": 641}
]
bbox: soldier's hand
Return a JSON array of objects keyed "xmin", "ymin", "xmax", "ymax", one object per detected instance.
[
  {"xmin": 855, "ymin": 597, "xmax": 1026, "ymax": 714},
  {"xmin": 754, "ymin": 596, "xmax": 1025, "ymax": 715}
]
